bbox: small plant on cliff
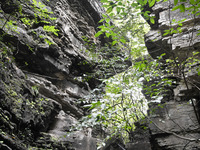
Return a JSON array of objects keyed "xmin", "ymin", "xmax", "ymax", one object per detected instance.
[{"xmin": 0, "ymin": 0, "xmax": 59, "ymax": 53}]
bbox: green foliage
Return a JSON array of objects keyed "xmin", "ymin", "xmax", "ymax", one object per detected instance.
[
  {"xmin": 21, "ymin": 17, "xmax": 32, "ymax": 26},
  {"xmin": 172, "ymin": 3, "xmax": 186, "ymax": 12},
  {"xmin": 79, "ymin": 72, "xmax": 147, "ymax": 143},
  {"xmin": 172, "ymin": 0, "xmax": 200, "ymax": 15},
  {"xmin": 1, "ymin": 0, "xmax": 200, "ymax": 147},
  {"xmin": 43, "ymin": 25, "xmax": 59, "ymax": 36},
  {"xmin": 78, "ymin": 0, "xmax": 200, "ymax": 146},
  {"xmin": 96, "ymin": 0, "xmax": 149, "ymax": 59},
  {"xmin": 76, "ymin": 1, "xmax": 151, "ymax": 143},
  {"xmin": 31, "ymin": 0, "xmax": 55, "ymax": 21},
  {"xmin": 0, "ymin": 0, "xmax": 59, "ymax": 54}
]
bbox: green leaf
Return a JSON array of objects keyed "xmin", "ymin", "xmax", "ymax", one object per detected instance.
[
  {"xmin": 105, "ymin": 23, "xmax": 110, "ymax": 27},
  {"xmin": 198, "ymin": 70, "xmax": 200, "ymax": 76},
  {"xmin": 174, "ymin": 0, "xmax": 178, "ymax": 6},
  {"xmin": 99, "ymin": 19, "xmax": 104, "ymax": 23},
  {"xmin": 193, "ymin": 51, "xmax": 199, "ymax": 55},
  {"xmin": 43, "ymin": 25, "xmax": 59, "ymax": 36},
  {"xmin": 196, "ymin": 12, "xmax": 200, "ymax": 16},
  {"xmin": 172, "ymin": 4, "xmax": 185, "ymax": 12},
  {"xmin": 150, "ymin": 18, "xmax": 155, "ymax": 24},
  {"xmin": 109, "ymin": 13, "xmax": 114, "ymax": 16},
  {"xmin": 118, "ymin": 2, "xmax": 123, "ymax": 5},
  {"xmin": 172, "ymin": 5, "xmax": 181, "ymax": 11},
  {"xmin": 120, "ymin": 38, "xmax": 126, "ymax": 43},
  {"xmin": 112, "ymin": 41, "xmax": 118, "ymax": 45},
  {"xmin": 178, "ymin": 23, "xmax": 183, "ymax": 26},
  {"xmin": 107, "ymin": 7, "xmax": 113, "ymax": 13},
  {"xmin": 137, "ymin": 0, "xmax": 144, "ymax": 5},
  {"xmin": 117, "ymin": 7, "xmax": 121, "ymax": 14},
  {"xmin": 105, "ymin": 18, "xmax": 110, "ymax": 23},
  {"xmin": 102, "ymin": 14, "xmax": 107, "ymax": 18},
  {"xmin": 95, "ymin": 31, "xmax": 103, "ymax": 37},
  {"xmin": 149, "ymin": 0, "xmax": 156, "ymax": 7},
  {"xmin": 101, "ymin": 116, "xmax": 106, "ymax": 120},
  {"xmin": 140, "ymin": 63, "xmax": 146, "ymax": 70},
  {"xmin": 45, "ymin": 39, "xmax": 53, "ymax": 45},
  {"xmin": 105, "ymin": 32, "xmax": 110, "ymax": 37},
  {"xmin": 160, "ymin": 53, "xmax": 166, "ymax": 57},
  {"xmin": 179, "ymin": 4, "xmax": 185, "ymax": 12},
  {"xmin": 102, "ymin": 4, "xmax": 110, "ymax": 8},
  {"xmin": 163, "ymin": 31, "xmax": 169, "ymax": 36},
  {"xmin": 177, "ymin": 27, "xmax": 182, "ymax": 32},
  {"xmin": 98, "ymin": 25, "xmax": 105, "ymax": 29}
]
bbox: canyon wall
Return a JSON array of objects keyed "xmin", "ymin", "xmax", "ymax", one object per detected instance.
[
  {"xmin": 1, "ymin": 0, "xmax": 200, "ymax": 150},
  {"xmin": 0, "ymin": 0, "xmax": 130, "ymax": 149},
  {"xmin": 133, "ymin": 1, "xmax": 200, "ymax": 150}
]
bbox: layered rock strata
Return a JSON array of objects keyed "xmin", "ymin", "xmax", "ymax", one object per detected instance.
[
  {"xmin": 141, "ymin": 1, "xmax": 200, "ymax": 150},
  {"xmin": 0, "ymin": 0, "xmax": 130, "ymax": 149}
]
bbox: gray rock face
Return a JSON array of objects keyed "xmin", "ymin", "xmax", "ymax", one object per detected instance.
[
  {"xmin": 47, "ymin": 110, "xmax": 96, "ymax": 150},
  {"xmin": 126, "ymin": 122, "xmax": 152, "ymax": 150},
  {"xmin": 145, "ymin": 0, "xmax": 200, "ymax": 61},
  {"xmin": 139, "ymin": 1, "xmax": 200, "ymax": 150},
  {"xmin": 0, "ymin": 0, "xmax": 130, "ymax": 149},
  {"xmin": 148, "ymin": 101, "xmax": 200, "ymax": 149}
]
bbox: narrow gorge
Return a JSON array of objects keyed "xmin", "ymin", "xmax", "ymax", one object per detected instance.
[{"xmin": 0, "ymin": 0, "xmax": 200, "ymax": 150}]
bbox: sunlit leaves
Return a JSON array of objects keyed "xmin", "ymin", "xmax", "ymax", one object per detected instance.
[
  {"xmin": 82, "ymin": 0, "xmax": 200, "ymax": 146},
  {"xmin": 95, "ymin": 0, "xmax": 150, "ymax": 52},
  {"xmin": 149, "ymin": 0, "xmax": 156, "ymax": 7}
]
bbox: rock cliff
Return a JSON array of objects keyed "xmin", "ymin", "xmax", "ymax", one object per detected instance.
[
  {"xmin": 134, "ymin": 1, "xmax": 200, "ymax": 150},
  {"xmin": 0, "ymin": 0, "xmax": 130, "ymax": 149}
]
